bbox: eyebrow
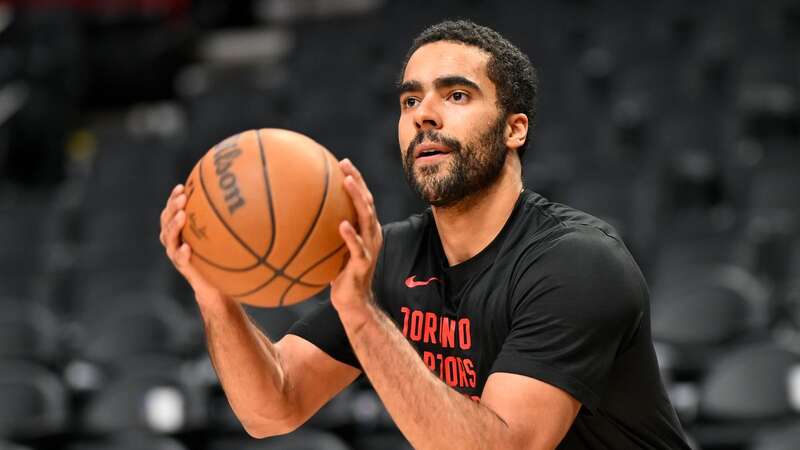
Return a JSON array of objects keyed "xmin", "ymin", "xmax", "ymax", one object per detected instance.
[
  {"xmin": 397, "ymin": 75, "xmax": 482, "ymax": 97},
  {"xmin": 397, "ymin": 80, "xmax": 423, "ymax": 96}
]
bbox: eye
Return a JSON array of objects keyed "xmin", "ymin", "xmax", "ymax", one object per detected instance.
[
  {"xmin": 402, "ymin": 97, "xmax": 419, "ymax": 109},
  {"xmin": 449, "ymin": 91, "xmax": 469, "ymax": 103}
]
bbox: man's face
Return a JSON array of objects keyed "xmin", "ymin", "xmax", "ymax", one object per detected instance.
[{"xmin": 398, "ymin": 41, "xmax": 508, "ymax": 207}]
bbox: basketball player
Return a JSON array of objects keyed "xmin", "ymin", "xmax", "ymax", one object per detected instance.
[{"xmin": 160, "ymin": 20, "xmax": 690, "ymax": 449}]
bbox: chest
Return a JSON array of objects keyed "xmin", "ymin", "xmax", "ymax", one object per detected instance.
[{"xmin": 376, "ymin": 267, "xmax": 515, "ymax": 396}]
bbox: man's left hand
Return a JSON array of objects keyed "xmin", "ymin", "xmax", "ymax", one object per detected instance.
[{"xmin": 330, "ymin": 159, "xmax": 383, "ymax": 327}]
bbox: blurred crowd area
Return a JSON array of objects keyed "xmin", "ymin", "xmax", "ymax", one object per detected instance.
[{"xmin": 0, "ymin": 0, "xmax": 799, "ymax": 449}]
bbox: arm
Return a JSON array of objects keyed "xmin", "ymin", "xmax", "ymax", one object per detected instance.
[
  {"xmin": 159, "ymin": 184, "xmax": 360, "ymax": 438},
  {"xmin": 197, "ymin": 296, "xmax": 359, "ymax": 437},
  {"xmin": 331, "ymin": 160, "xmax": 580, "ymax": 450},
  {"xmin": 342, "ymin": 301, "xmax": 580, "ymax": 450}
]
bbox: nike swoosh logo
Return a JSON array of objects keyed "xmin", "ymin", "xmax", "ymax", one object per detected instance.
[{"xmin": 405, "ymin": 275, "xmax": 440, "ymax": 288}]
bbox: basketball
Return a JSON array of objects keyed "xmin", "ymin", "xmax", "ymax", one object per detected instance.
[{"xmin": 180, "ymin": 129, "xmax": 356, "ymax": 307}]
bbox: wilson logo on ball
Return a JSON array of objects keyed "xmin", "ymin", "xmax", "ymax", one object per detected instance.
[
  {"xmin": 181, "ymin": 129, "xmax": 356, "ymax": 308},
  {"xmin": 213, "ymin": 138, "xmax": 247, "ymax": 214}
]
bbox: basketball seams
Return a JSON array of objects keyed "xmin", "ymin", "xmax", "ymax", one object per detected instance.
[
  {"xmin": 185, "ymin": 173, "xmax": 196, "ymax": 203},
  {"xmin": 241, "ymin": 242, "xmax": 346, "ymax": 304},
  {"xmin": 278, "ymin": 243, "xmax": 347, "ymax": 305},
  {"xmin": 190, "ymin": 129, "xmax": 351, "ymax": 307},
  {"xmin": 256, "ymin": 130, "xmax": 278, "ymax": 260},
  {"xmin": 275, "ymin": 145, "xmax": 332, "ymax": 306},
  {"xmin": 190, "ymin": 249, "xmax": 261, "ymax": 272},
  {"xmin": 195, "ymin": 131, "xmax": 288, "ymax": 278},
  {"xmin": 230, "ymin": 270, "xmax": 325, "ymax": 299},
  {"xmin": 296, "ymin": 243, "xmax": 347, "ymax": 281},
  {"xmin": 197, "ymin": 131, "xmax": 261, "ymax": 258},
  {"xmin": 230, "ymin": 244, "xmax": 341, "ymax": 299}
]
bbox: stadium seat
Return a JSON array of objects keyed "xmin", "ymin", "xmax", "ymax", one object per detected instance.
[
  {"xmin": 80, "ymin": 354, "xmax": 207, "ymax": 434},
  {"xmin": 737, "ymin": 75, "xmax": 798, "ymax": 139},
  {"xmin": 687, "ymin": 341, "xmax": 800, "ymax": 448},
  {"xmin": 754, "ymin": 139, "xmax": 800, "ymax": 172},
  {"xmin": 79, "ymin": 208, "xmax": 162, "ymax": 249},
  {"xmin": 782, "ymin": 239, "xmax": 800, "ymax": 327},
  {"xmin": 0, "ymin": 440, "xmax": 33, "ymax": 450},
  {"xmin": 0, "ymin": 204, "xmax": 45, "ymax": 278},
  {"xmin": 0, "ymin": 359, "xmax": 67, "ymax": 438},
  {"xmin": 353, "ymin": 431, "xmax": 413, "ymax": 450},
  {"xmin": 66, "ymin": 431, "xmax": 188, "ymax": 450},
  {"xmin": 208, "ymin": 428, "xmax": 352, "ymax": 450},
  {"xmin": 748, "ymin": 167, "xmax": 800, "ymax": 220},
  {"xmin": 181, "ymin": 86, "xmax": 283, "ymax": 173},
  {"xmin": 0, "ymin": 298, "xmax": 60, "ymax": 363},
  {"xmin": 70, "ymin": 268, "xmax": 175, "ymax": 314},
  {"xmin": 79, "ymin": 290, "xmax": 198, "ymax": 359},
  {"xmin": 523, "ymin": 123, "xmax": 578, "ymax": 196},
  {"xmin": 750, "ymin": 423, "xmax": 800, "ymax": 450},
  {"xmin": 745, "ymin": 165, "xmax": 800, "ymax": 284},
  {"xmin": 651, "ymin": 228, "xmax": 747, "ymax": 291},
  {"xmin": 651, "ymin": 268, "xmax": 770, "ymax": 379},
  {"xmin": 557, "ymin": 177, "xmax": 636, "ymax": 240},
  {"xmin": 699, "ymin": 341, "xmax": 800, "ymax": 420}
]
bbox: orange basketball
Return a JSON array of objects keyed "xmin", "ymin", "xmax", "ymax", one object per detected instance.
[{"xmin": 180, "ymin": 129, "xmax": 356, "ymax": 307}]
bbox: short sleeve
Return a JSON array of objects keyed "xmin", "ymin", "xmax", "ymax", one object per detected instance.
[
  {"xmin": 287, "ymin": 224, "xmax": 396, "ymax": 371},
  {"xmin": 287, "ymin": 299, "xmax": 361, "ymax": 370},
  {"xmin": 491, "ymin": 227, "xmax": 645, "ymax": 411}
]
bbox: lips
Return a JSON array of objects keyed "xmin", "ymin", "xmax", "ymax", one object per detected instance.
[{"xmin": 414, "ymin": 143, "xmax": 452, "ymax": 160}]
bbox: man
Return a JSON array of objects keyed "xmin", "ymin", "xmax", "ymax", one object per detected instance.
[{"xmin": 159, "ymin": 20, "xmax": 690, "ymax": 449}]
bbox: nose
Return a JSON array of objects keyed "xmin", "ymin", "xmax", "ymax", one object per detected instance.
[{"xmin": 413, "ymin": 95, "xmax": 442, "ymax": 131}]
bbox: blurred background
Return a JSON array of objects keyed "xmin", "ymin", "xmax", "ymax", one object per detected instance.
[{"xmin": 0, "ymin": 0, "xmax": 799, "ymax": 449}]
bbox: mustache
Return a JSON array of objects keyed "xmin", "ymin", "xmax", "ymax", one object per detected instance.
[{"xmin": 405, "ymin": 129, "xmax": 463, "ymax": 157}]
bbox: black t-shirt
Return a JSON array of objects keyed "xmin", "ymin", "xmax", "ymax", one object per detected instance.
[{"xmin": 289, "ymin": 190, "xmax": 690, "ymax": 450}]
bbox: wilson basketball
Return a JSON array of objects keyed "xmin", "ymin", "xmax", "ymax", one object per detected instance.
[{"xmin": 180, "ymin": 129, "xmax": 356, "ymax": 307}]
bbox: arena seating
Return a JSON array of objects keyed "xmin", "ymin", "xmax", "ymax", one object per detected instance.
[{"xmin": 0, "ymin": 0, "xmax": 798, "ymax": 448}]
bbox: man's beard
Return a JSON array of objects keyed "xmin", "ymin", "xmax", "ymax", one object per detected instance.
[{"xmin": 402, "ymin": 116, "xmax": 508, "ymax": 208}]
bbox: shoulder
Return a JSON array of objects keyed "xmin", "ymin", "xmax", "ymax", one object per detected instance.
[
  {"xmin": 516, "ymin": 223, "xmax": 645, "ymax": 298},
  {"xmin": 514, "ymin": 190, "xmax": 622, "ymax": 244},
  {"xmin": 537, "ymin": 226, "xmax": 633, "ymax": 272},
  {"xmin": 508, "ymin": 225, "xmax": 646, "ymax": 347},
  {"xmin": 507, "ymin": 197, "xmax": 647, "ymax": 326},
  {"xmin": 509, "ymin": 191, "xmax": 634, "ymax": 273}
]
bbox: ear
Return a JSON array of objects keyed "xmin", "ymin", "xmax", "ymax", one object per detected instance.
[{"xmin": 505, "ymin": 113, "xmax": 528, "ymax": 151}]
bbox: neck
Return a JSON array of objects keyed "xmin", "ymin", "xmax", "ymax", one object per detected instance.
[{"xmin": 431, "ymin": 157, "xmax": 523, "ymax": 266}]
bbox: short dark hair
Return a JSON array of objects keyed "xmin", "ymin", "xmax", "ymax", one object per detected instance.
[{"xmin": 400, "ymin": 20, "xmax": 539, "ymax": 160}]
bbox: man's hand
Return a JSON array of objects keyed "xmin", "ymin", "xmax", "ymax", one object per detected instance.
[
  {"xmin": 330, "ymin": 159, "xmax": 383, "ymax": 327},
  {"xmin": 158, "ymin": 183, "xmax": 226, "ymax": 306}
]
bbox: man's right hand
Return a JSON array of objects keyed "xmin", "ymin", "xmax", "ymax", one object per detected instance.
[
  {"xmin": 159, "ymin": 183, "xmax": 225, "ymax": 306},
  {"xmin": 158, "ymin": 185, "xmax": 360, "ymax": 439}
]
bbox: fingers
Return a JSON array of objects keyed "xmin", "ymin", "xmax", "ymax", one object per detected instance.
[
  {"xmin": 164, "ymin": 209, "xmax": 186, "ymax": 258},
  {"xmin": 344, "ymin": 175, "xmax": 374, "ymax": 236},
  {"xmin": 340, "ymin": 159, "xmax": 378, "ymax": 236},
  {"xmin": 171, "ymin": 241, "xmax": 204, "ymax": 288},
  {"xmin": 340, "ymin": 159, "xmax": 374, "ymax": 206},
  {"xmin": 174, "ymin": 242, "xmax": 193, "ymax": 269},
  {"xmin": 159, "ymin": 184, "xmax": 189, "ymax": 274},
  {"xmin": 163, "ymin": 213, "xmax": 201, "ymax": 284},
  {"xmin": 159, "ymin": 184, "xmax": 186, "ymax": 246},
  {"xmin": 157, "ymin": 185, "xmax": 221, "ymax": 298},
  {"xmin": 340, "ymin": 220, "xmax": 370, "ymax": 270},
  {"xmin": 160, "ymin": 184, "xmax": 184, "ymax": 227}
]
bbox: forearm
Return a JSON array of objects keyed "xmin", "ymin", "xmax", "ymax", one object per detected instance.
[
  {"xmin": 197, "ymin": 294, "xmax": 295, "ymax": 435},
  {"xmin": 339, "ymin": 301, "xmax": 516, "ymax": 450}
]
